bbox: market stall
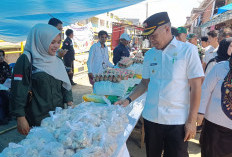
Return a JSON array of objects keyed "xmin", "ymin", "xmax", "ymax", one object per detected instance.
[
  {"xmin": 0, "ymin": 54, "xmax": 146, "ymax": 157},
  {"xmin": 0, "ymin": 95, "xmax": 146, "ymax": 157}
]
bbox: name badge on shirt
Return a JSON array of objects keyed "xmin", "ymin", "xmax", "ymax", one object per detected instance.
[
  {"xmin": 150, "ymin": 63, "xmax": 158, "ymax": 66},
  {"xmin": 172, "ymin": 53, "xmax": 178, "ymax": 64},
  {"xmin": 102, "ymin": 62, "xmax": 107, "ymax": 69}
]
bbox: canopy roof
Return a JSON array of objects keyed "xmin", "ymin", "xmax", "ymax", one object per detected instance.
[
  {"xmin": 0, "ymin": 0, "xmax": 144, "ymax": 42},
  {"xmin": 201, "ymin": 10, "xmax": 232, "ymax": 28},
  {"xmin": 217, "ymin": 3, "xmax": 232, "ymax": 14}
]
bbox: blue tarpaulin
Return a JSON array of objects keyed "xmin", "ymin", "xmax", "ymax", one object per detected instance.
[
  {"xmin": 0, "ymin": 0, "xmax": 144, "ymax": 42},
  {"xmin": 217, "ymin": 3, "xmax": 232, "ymax": 14}
]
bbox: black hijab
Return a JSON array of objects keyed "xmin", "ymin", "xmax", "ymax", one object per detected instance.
[
  {"xmin": 205, "ymin": 38, "xmax": 232, "ymax": 71},
  {"xmin": 215, "ymin": 37, "xmax": 232, "ymax": 62},
  {"xmin": 221, "ymin": 38, "xmax": 232, "ymax": 120}
]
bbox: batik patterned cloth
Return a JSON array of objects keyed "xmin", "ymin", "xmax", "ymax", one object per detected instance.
[
  {"xmin": 0, "ymin": 61, "xmax": 11, "ymax": 84},
  {"xmin": 221, "ymin": 59, "xmax": 232, "ymax": 120}
]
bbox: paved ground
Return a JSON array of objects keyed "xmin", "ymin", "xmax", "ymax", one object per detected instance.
[
  {"xmin": 127, "ymin": 130, "xmax": 201, "ymax": 157},
  {"xmin": 0, "ymin": 73, "xmax": 201, "ymax": 156}
]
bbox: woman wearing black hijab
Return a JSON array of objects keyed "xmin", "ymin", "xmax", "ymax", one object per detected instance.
[
  {"xmin": 205, "ymin": 38, "xmax": 232, "ymax": 75},
  {"xmin": 197, "ymin": 37, "xmax": 232, "ymax": 157}
]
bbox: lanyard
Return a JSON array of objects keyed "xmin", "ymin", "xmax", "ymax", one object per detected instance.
[{"xmin": 100, "ymin": 47, "xmax": 107, "ymax": 69}]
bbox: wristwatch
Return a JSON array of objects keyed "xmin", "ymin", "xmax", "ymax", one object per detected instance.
[{"xmin": 126, "ymin": 97, "xmax": 132, "ymax": 104}]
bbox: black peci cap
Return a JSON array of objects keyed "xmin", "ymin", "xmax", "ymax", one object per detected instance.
[{"xmin": 142, "ymin": 12, "xmax": 170, "ymax": 36}]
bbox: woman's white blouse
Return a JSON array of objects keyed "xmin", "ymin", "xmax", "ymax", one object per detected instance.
[{"xmin": 199, "ymin": 61, "xmax": 232, "ymax": 129}]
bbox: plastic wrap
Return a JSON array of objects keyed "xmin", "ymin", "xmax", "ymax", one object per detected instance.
[
  {"xmin": 93, "ymin": 81, "xmax": 129, "ymax": 97},
  {"xmin": 0, "ymin": 143, "xmax": 24, "ymax": 157},
  {"xmin": 82, "ymin": 94, "xmax": 109, "ymax": 104},
  {"xmin": 39, "ymin": 142, "xmax": 65, "ymax": 157},
  {"xmin": 126, "ymin": 63, "xmax": 143, "ymax": 75},
  {"xmin": 0, "ymin": 99, "xmax": 133, "ymax": 157}
]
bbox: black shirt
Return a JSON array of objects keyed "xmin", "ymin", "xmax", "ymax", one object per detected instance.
[
  {"xmin": 62, "ymin": 37, "xmax": 75, "ymax": 62},
  {"xmin": 0, "ymin": 61, "xmax": 11, "ymax": 84},
  {"xmin": 113, "ymin": 43, "xmax": 130, "ymax": 65}
]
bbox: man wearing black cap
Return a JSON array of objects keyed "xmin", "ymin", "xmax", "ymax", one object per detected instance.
[{"xmin": 115, "ymin": 12, "xmax": 204, "ymax": 157}]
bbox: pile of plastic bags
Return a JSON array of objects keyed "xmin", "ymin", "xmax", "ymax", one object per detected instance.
[{"xmin": 0, "ymin": 103, "xmax": 129, "ymax": 157}]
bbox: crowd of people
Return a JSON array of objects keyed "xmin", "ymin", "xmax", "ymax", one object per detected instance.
[
  {"xmin": 113, "ymin": 12, "xmax": 232, "ymax": 157},
  {"xmin": 0, "ymin": 10, "xmax": 231, "ymax": 157}
]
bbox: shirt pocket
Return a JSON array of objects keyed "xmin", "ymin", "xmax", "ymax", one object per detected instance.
[
  {"xmin": 95, "ymin": 50, "xmax": 103, "ymax": 62},
  {"xmin": 166, "ymin": 58, "xmax": 186, "ymax": 79},
  {"xmin": 149, "ymin": 63, "xmax": 160, "ymax": 79}
]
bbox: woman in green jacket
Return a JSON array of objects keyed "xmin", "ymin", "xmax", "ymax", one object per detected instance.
[{"xmin": 10, "ymin": 24, "xmax": 73, "ymax": 135}]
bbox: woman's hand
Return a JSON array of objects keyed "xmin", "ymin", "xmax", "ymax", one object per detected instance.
[
  {"xmin": 67, "ymin": 101, "xmax": 73, "ymax": 106},
  {"xmin": 67, "ymin": 101, "xmax": 74, "ymax": 108},
  {"xmin": 57, "ymin": 49, "xmax": 68, "ymax": 58},
  {"xmin": 88, "ymin": 73, "xmax": 94, "ymax": 80},
  {"xmin": 17, "ymin": 117, "xmax": 30, "ymax": 135}
]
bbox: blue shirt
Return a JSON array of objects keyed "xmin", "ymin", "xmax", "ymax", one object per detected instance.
[{"xmin": 113, "ymin": 43, "xmax": 130, "ymax": 65}]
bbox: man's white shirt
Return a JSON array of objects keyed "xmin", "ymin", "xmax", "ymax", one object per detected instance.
[
  {"xmin": 203, "ymin": 45, "xmax": 217, "ymax": 64},
  {"xmin": 87, "ymin": 41, "xmax": 114, "ymax": 74},
  {"xmin": 142, "ymin": 37, "xmax": 204, "ymax": 125}
]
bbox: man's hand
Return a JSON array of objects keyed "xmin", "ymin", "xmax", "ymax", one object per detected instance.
[
  {"xmin": 114, "ymin": 79, "xmax": 149, "ymax": 107},
  {"xmin": 17, "ymin": 117, "xmax": 30, "ymax": 135},
  {"xmin": 114, "ymin": 99, "xmax": 130, "ymax": 107},
  {"xmin": 197, "ymin": 114, "xmax": 204, "ymax": 126},
  {"xmin": 68, "ymin": 70, "xmax": 73, "ymax": 75},
  {"xmin": 185, "ymin": 77, "xmax": 202, "ymax": 141},
  {"xmin": 88, "ymin": 73, "xmax": 95, "ymax": 85},
  {"xmin": 88, "ymin": 73, "xmax": 94, "ymax": 79},
  {"xmin": 184, "ymin": 121, "xmax": 196, "ymax": 142}
]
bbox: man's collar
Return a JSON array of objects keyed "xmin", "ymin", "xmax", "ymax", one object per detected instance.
[
  {"xmin": 169, "ymin": 36, "xmax": 178, "ymax": 47},
  {"xmin": 97, "ymin": 41, "xmax": 106, "ymax": 47},
  {"xmin": 56, "ymin": 55, "xmax": 62, "ymax": 60},
  {"xmin": 119, "ymin": 42, "xmax": 126, "ymax": 47},
  {"xmin": 67, "ymin": 37, "xmax": 73, "ymax": 42},
  {"xmin": 161, "ymin": 36, "xmax": 177, "ymax": 51},
  {"xmin": 154, "ymin": 36, "xmax": 177, "ymax": 53}
]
